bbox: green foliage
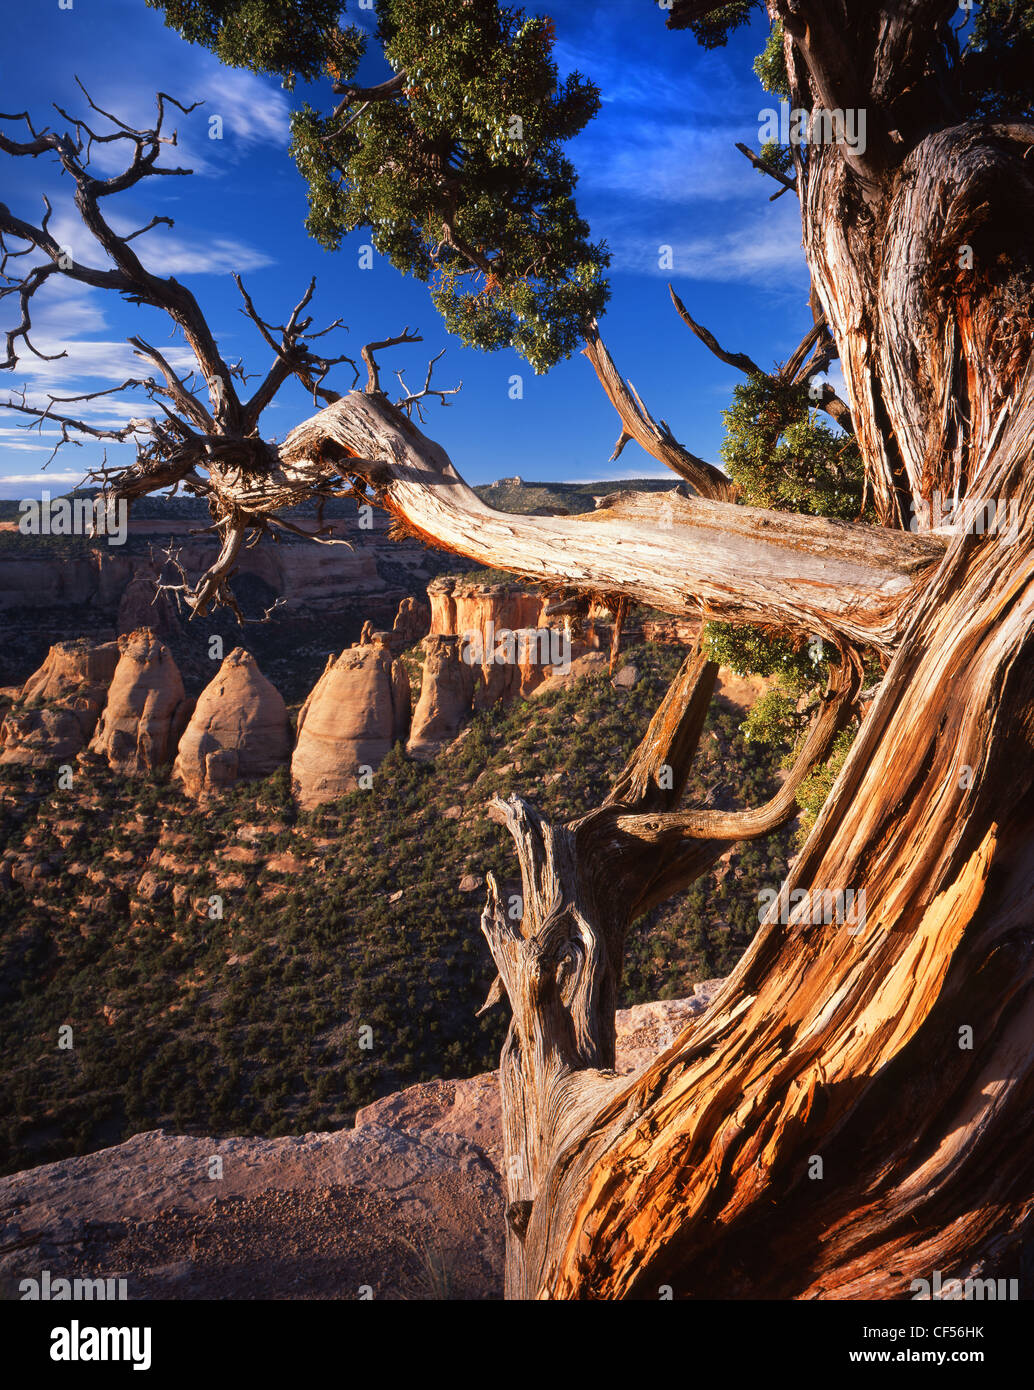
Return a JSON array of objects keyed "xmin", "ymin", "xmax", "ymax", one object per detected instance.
[
  {"xmin": 668, "ymin": 1, "xmax": 758, "ymax": 47},
  {"xmin": 701, "ymin": 372, "xmax": 871, "ymax": 832},
  {"xmin": 963, "ymin": 0, "xmax": 1034, "ymax": 120},
  {"xmin": 299, "ymin": 0, "xmax": 608, "ymax": 372},
  {"xmin": 791, "ymin": 725, "xmax": 856, "ymax": 846},
  {"xmin": 757, "ymin": 138, "xmax": 792, "ymax": 176},
  {"xmin": 701, "ymin": 372, "xmax": 871, "ymax": 825},
  {"xmin": 153, "ymin": 0, "xmax": 609, "ymax": 372},
  {"xmin": 740, "ymin": 688, "xmax": 797, "ymax": 746},
  {"xmin": 720, "ymin": 374, "xmax": 867, "ymax": 522},
  {"xmin": 753, "ymin": 19, "xmax": 789, "ymax": 98},
  {"xmin": 146, "ymin": 0, "xmax": 362, "ymax": 85},
  {"xmin": 0, "ymin": 641, "xmax": 789, "ymax": 1174},
  {"xmin": 703, "ymin": 621, "xmax": 826, "ymax": 694}
]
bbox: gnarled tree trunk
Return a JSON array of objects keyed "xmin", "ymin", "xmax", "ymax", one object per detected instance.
[{"xmin": 270, "ymin": 1, "xmax": 1034, "ymax": 1299}]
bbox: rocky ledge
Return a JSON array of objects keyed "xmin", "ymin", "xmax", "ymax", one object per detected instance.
[{"xmin": 0, "ymin": 984, "xmax": 723, "ymax": 1301}]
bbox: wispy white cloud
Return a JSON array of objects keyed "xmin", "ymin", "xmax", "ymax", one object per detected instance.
[
  {"xmin": 0, "ymin": 279, "xmax": 197, "ymax": 442},
  {"xmin": 0, "ymin": 470, "xmax": 89, "ymax": 485},
  {"xmin": 61, "ymin": 67, "xmax": 291, "ymax": 179},
  {"xmin": 607, "ymin": 200, "xmax": 806, "ymax": 286},
  {"xmin": 192, "ymin": 69, "xmax": 291, "ymax": 148},
  {"xmin": 46, "ymin": 209, "xmax": 273, "ymax": 279},
  {"xmin": 580, "ymin": 120, "xmax": 760, "ymax": 205}
]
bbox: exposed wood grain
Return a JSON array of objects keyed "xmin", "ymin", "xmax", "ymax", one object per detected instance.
[{"xmin": 279, "ymin": 390, "xmax": 945, "ymax": 653}]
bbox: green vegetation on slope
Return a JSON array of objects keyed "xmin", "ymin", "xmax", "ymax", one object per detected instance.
[{"xmin": 0, "ymin": 642, "xmax": 790, "ymax": 1174}]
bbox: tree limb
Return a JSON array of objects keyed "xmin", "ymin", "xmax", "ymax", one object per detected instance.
[
  {"xmin": 581, "ymin": 320, "xmax": 735, "ymax": 500},
  {"xmin": 279, "ymin": 389, "xmax": 946, "ymax": 654}
]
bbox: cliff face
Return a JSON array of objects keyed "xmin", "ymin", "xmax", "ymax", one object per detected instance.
[
  {"xmin": 89, "ymin": 630, "xmax": 193, "ymax": 775},
  {"xmin": 292, "ymin": 638, "xmax": 411, "ymax": 808},
  {"xmin": 0, "ymin": 503, "xmax": 475, "ymax": 691},
  {"xmin": 172, "ymin": 649, "xmax": 291, "ymax": 798},
  {"xmin": 427, "ymin": 577, "xmax": 546, "ymax": 645},
  {"xmin": 426, "ymin": 576, "xmax": 573, "ymax": 706},
  {"xmin": 0, "ymin": 639, "xmax": 120, "ymax": 767}
]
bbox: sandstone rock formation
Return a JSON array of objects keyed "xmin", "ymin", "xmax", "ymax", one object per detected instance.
[
  {"xmin": 407, "ymin": 634, "xmax": 477, "ymax": 759},
  {"xmin": 428, "ymin": 576, "xmax": 545, "ymax": 648},
  {"xmin": 89, "ymin": 629, "xmax": 193, "ymax": 774},
  {"xmin": 172, "ymin": 648, "xmax": 291, "ymax": 798},
  {"xmin": 0, "ymin": 639, "xmax": 120, "ymax": 766},
  {"xmin": 0, "ymin": 991, "xmax": 719, "ymax": 1301},
  {"xmin": 426, "ymin": 576, "xmax": 574, "ymax": 706},
  {"xmin": 292, "ymin": 641, "xmax": 410, "ymax": 808},
  {"xmin": 392, "ymin": 595, "xmax": 431, "ymax": 646}
]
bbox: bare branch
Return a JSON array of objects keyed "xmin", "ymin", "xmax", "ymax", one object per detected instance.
[
  {"xmin": 280, "ymin": 390, "xmax": 946, "ymax": 654},
  {"xmin": 735, "ymin": 141, "xmax": 799, "ymax": 196},
  {"xmin": 582, "ymin": 320, "xmax": 735, "ymax": 500},
  {"xmin": 668, "ymin": 284, "xmax": 764, "ymax": 376},
  {"xmin": 0, "ymin": 382, "xmax": 152, "ymax": 467},
  {"xmin": 234, "ymin": 274, "xmax": 356, "ymax": 428},
  {"xmin": 361, "ymin": 328, "xmax": 422, "ymax": 393},
  {"xmin": 127, "ymin": 336, "xmax": 212, "ymax": 433},
  {"xmin": 393, "ymin": 348, "xmax": 461, "ymax": 422},
  {"xmin": 616, "ymin": 653, "xmax": 861, "ymax": 848}
]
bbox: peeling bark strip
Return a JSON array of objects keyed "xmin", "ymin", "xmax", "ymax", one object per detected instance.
[
  {"xmin": 477, "ymin": 646, "xmax": 861, "ymax": 1298},
  {"xmin": 280, "ymin": 392, "xmax": 944, "ymax": 653},
  {"xmin": 487, "ymin": 368, "xmax": 1034, "ymax": 1301}
]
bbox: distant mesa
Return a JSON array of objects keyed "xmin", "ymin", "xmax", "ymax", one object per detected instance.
[{"xmin": 173, "ymin": 648, "xmax": 291, "ymax": 799}]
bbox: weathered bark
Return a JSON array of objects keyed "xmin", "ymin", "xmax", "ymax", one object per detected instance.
[
  {"xmin": 527, "ymin": 385, "xmax": 1034, "ymax": 1298},
  {"xmin": 456, "ymin": 5, "xmax": 1034, "ymax": 1300},
  {"xmin": 14, "ymin": 6, "xmax": 1031, "ymax": 1304},
  {"xmin": 474, "ymin": 644, "xmax": 859, "ymax": 1295},
  {"xmin": 279, "ymin": 392, "xmax": 943, "ymax": 654},
  {"xmin": 580, "ymin": 324, "xmax": 736, "ymax": 500},
  {"xmin": 276, "ymin": 3, "xmax": 1034, "ymax": 1300}
]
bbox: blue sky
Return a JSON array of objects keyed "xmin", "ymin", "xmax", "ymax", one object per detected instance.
[{"xmin": 0, "ymin": 0, "xmax": 819, "ymax": 499}]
